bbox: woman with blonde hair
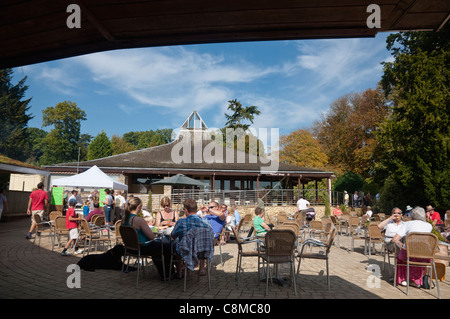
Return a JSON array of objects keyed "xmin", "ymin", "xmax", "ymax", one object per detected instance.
[
  {"xmin": 122, "ymin": 196, "xmax": 173, "ymax": 280},
  {"xmin": 155, "ymin": 196, "xmax": 179, "ymax": 228}
]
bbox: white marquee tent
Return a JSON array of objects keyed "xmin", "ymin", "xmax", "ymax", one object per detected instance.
[{"xmin": 50, "ymin": 165, "xmax": 128, "ymax": 190}]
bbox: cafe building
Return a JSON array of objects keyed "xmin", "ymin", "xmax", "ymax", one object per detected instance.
[{"xmin": 45, "ymin": 111, "xmax": 334, "ymax": 206}]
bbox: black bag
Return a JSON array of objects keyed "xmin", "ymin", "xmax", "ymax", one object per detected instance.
[{"xmin": 422, "ymin": 274, "xmax": 431, "ymax": 289}]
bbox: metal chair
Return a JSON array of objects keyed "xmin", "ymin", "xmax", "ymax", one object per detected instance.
[
  {"xmin": 33, "ymin": 214, "xmax": 54, "ymax": 249},
  {"xmin": 260, "ymin": 229, "xmax": 298, "ymax": 296},
  {"xmin": 230, "ymin": 225, "xmax": 263, "ymax": 286},
  {"xmin": 78, "ymin": 219, "xmax": 111, "ymax": 256},
  {"xmin": 296, "ymin": 225, "xmax": 337, "ymax": 291}
]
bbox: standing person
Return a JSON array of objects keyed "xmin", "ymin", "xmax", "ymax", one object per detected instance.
[
  {"xmin": 61, "ymin": 199, "xmax": 83, "ymax": 256},
  {"xmin": 203, "ymin": 201, "xmax": 226, "ymax": 239},
  {"xmin": 296, "ymin": 195, "xmax": 310, "ymax": 225},
  {"xmin": 114, "ymin": 191, "xmax": 125, "ymax": 222},
  {"xmin": 231, "ymin": 204, "xmax": 241, "ymax": 227},
  {"xmin": 353, "ymin": 191, "xmax": 359, "ymax": 208},
  {"xmin": 344, "ymin": 191, "xmax": 349, "ymax": 207},
  {"xmin": 26, "ymin": 182, "xmax": 48, "ymax": 239},
  {"xmin": 0, "ymin": 188, "xmax": 8, "ymax": 221},
  {"xmin": 101, "ymin": 188, "xmax": 114, "ymax": 225},
  {"xmin": 171, "ymin": 198, "xmax": 213, "ymax": 277}
]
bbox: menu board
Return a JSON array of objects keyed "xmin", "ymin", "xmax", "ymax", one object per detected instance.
[
  {"xmin": 51, "ymin": 187, "xmax": 64, "ymax": 205},
  {"xmin": 99, "ymin": 189, "xmax": 105, "ymax": 207}
]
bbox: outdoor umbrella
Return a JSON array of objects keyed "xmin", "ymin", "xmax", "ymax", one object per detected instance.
[
  {"xmin": 151, "ymin": 174, "xmax": 207, "ymax": 205},
  {"xmin": 150, "ymin": 174, "xmax": 206, "ymax": 188}
]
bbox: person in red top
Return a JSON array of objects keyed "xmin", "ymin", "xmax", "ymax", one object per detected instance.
[
  {"xmin": 61, "ymin": 199, "xmax": 83, "ymax": 256},
  {"xmin": 426, "ymin": 205, "xmax": 442, "ymax": 226},
  {"xmin": 26, "ymin": 182, "xmax": 48, "ymax": 239}
]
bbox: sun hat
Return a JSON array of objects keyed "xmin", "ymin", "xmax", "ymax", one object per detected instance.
[{"xmin": 406, "ymin": 205, "xmax": 413, "ymax": 211}]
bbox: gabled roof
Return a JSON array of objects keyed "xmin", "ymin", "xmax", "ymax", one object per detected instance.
[{"xmin": 46, "ymin": 130, "xmax": 333, "ymax": 180}]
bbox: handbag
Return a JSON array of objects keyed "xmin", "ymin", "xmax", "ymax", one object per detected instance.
[{"xmin": 422, "ymin": 274, "xmax": 431, "ymax": 289}]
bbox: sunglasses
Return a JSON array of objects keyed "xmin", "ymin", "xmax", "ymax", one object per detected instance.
[
  {"xmin": 163, "ymin": 205, "xmax": 170, "ymax": 208},
  {"xmin": 208, "ymin": 206, "xmax": 216, "ymax": 209}
]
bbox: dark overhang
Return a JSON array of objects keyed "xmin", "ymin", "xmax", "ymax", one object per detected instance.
[{"xmin": 1, "ymin": 0, "xmax": 449, "ymax": 69}]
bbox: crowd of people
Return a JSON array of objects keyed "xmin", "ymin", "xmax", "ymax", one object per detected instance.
[{"xmin": 23, "ymin": 182, "xmax": 449, "ymax": 288}]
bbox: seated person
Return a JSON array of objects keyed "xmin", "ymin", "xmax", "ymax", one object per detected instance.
[
  {"xmin": 85, "ymin": 201, "xmax": 103, "ymax": 222},
  {"xmin": 122, "ymin": 197, "xmax": 172, "ymax": 280},
  {"xmin": 202, "ymin": 201, "xmax": 226, "ymax": 239},
  {"xmin": 171, "ymin": 199, "xmax": 213, "ymax": 277},
  {"xmin": 333, "ymin": 206, "xmax": 343, "ymax": 219},
  {"xmin": 377, "ymin": 207, "xmax": 404, "ymax": 249},
  {"xmin": 253, "ymin": 207, "xmax": 273, "ymax": 236}
]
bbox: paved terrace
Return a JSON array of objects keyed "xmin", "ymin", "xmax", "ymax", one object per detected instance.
[{"xmin": 0, "ymin": 218, "xmax": 448, "ymax": 303}]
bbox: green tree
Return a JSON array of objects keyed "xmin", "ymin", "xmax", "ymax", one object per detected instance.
[
  {"xmin": 224, "ymin": 99, "xmax": 260, "ymax": 131},
  {"xmin": 40, "ymin": 101, "xmax": 87, "ymax": 165},
  {"xmin": 23, "ymin": 127, "xmax": 47, "ymax": 165},
  {"xmin": 87, "ymin": 131, "xmax": 112, "ymax": 160},
  {"xmin": 123, "ymin": 129, "xmax": 173, "ymax": 150},
  {"xmin": 111, "ymin": 134, "xmax": 135, "ymax": 155},
  {"xmin": 376, "ymin": 25, "xmax": 449, "ymax": 210},
  {"xmin": 0, "ymin": 68, "xmax": 33, "ymax": 161}
]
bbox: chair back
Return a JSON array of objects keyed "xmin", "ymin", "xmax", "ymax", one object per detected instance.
[
  {"xmin": 309, "ymin": 220, "xmax": 323, "ymax": 231},
  {"xmin": 361, "ymin": 215, "xmax": 369, "ymax": 224},
  {"xmin": 119, "ymin": 225, "xmax": 140, "ymax": 251},
  {"xmin": 49, "ymin": 211, "xmax": 62, "ymax": 221},
  {"xmin": 264, "ymin": 229, "xmax": 296, "ymax": 262},
  {"xmin": 231, "ymin": 226, "xmax": 243, "ymax": 247},
  {"xmin": 54, "ymin": 216, "xmax": 66, "ymax": 231},
  {"xmin": 242, "ymin": 214, "xmax": 252, "ymax": 223},
  {"xmin": 80, "ymin": 219, "xmax": 93, "ymax": 236},
  {"xmin": 349, "ymin": 216, "xmax": 360, "ymax": 227},
  {"xmin": 405, "ymin": 232, "xmax": 438, "ymax": 260},
  {"xmin": 94, "ymin": 215, "xmax": 105, "ymax": 227},
  {"xmin": 275, "ymin": 223, "xmax": 299, "ymax": 236},
  {"xmin": 368, "ymin": 224, "xmax": 383, "ymax": 240},
  {"xmin": 330, "ymin": 215, "xmax": 338, "ymax": 225},
  {"xmin": 373, "ymin": 214, "xmax": 381, "ymax": 222},
  {"xmin": 277, "ymin": 214, "xmax": 288, "ymax": 224},
  {"xmin": 324, "ymin": 226, "xmax": 337, "ymax": 254}
]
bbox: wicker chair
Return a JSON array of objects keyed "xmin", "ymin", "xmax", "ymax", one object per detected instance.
[
  {"xmin": 231, "ymin": 225, "xmax": 264, "ymax": 287},
  {"xmin": 53, "ymin": 215, "xmax": 69, "ymax": 250},
  {"xmin": 261, "ymin": 229, "xmax": 298, "ymax": 296},
  {"xmin": 348, "ymin": 216, "xmax": 365, "ymax": 253},
  {"xmin": 366, "ymin": 224, "xmax": 385, "ymax": 257},
  {"xmin": 114, "ymin": 219, "xmax": 122, "ymax": 245},
  {"xmin": 119, "ymin": 225, "xmax": 153, "ymax": 288},
  {"xmin": 296, "ymin": 225, "xmax": 337, "ymax": 291},
  {"xmin": 78, "ymin": 219, "xmax": 111, "ymax": 256},
  {"xmin": 394, "ymin": 232, "xmax": 441, "ymax": 298}
]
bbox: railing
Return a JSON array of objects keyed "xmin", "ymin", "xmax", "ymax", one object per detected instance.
[{"xmin": 154, "ymin": 188, "xmax": 345, "ymax": 207}]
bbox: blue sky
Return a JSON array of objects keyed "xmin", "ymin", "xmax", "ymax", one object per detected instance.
[{"xmin": 13, "ymin": 32, "xmax": 394, "ymax": 141}]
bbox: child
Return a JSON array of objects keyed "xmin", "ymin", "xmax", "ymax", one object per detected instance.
[
  {"xmin": 62, "ymin": 199, "xmax": 83, "ymax": 256},
  {"xmin": 144, "ymin": 215, "xmax": 155, "ymax": 227},
  {"xmin": 83, "ymin": 200, "xmax": 90, "ymax": 217}
]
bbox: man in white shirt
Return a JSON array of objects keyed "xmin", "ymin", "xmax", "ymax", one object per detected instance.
[
  {"xmin": 296, "ymin": 196, "xmax": 310, "ymax": 225},
  {"xmin": 365, "ymin": 206, "xmax": 373, "ymax": 219}
]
